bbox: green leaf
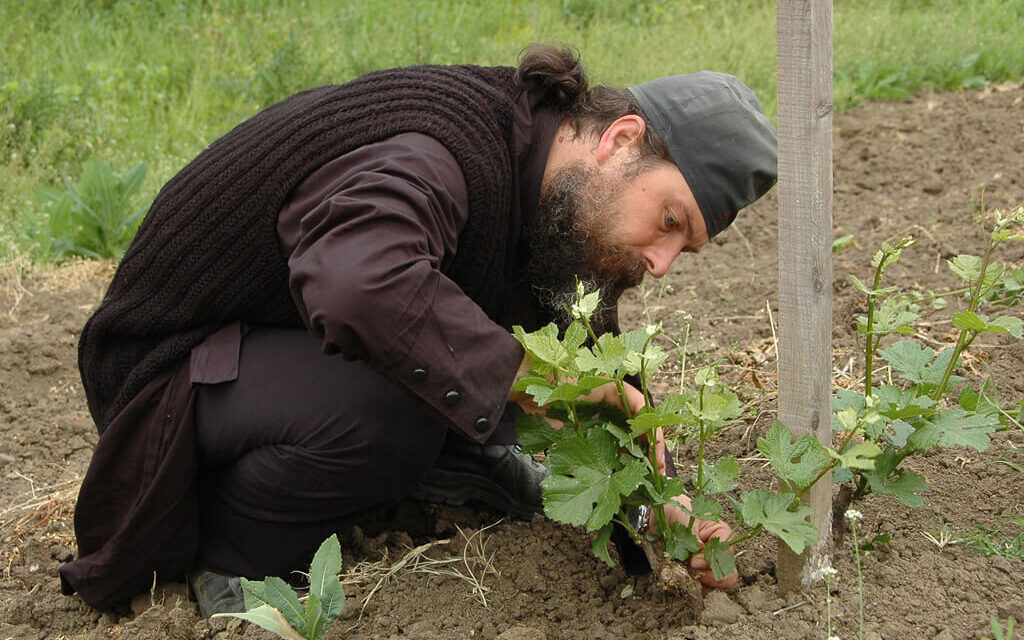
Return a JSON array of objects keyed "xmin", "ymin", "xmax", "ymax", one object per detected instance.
[
  {"xmin": 831, "ymin": 441, "xmax": 881, "ymax": 470},
  {"xmin": 308, "ymin": 534, "xmax": 344, "ymax": 623},
  {"xmin": 261, "ymin": 576, "xmax": 306, "ymax": 632},
  {"xmin": 574, "ymin": 333, "xmax": 627, "ymax": 377},
  {"xmin": 878, "ymin": 340, "xmax": 935, "ymax": 385},
  {"xmin": 591, "ymin": 524, "xmax": 614, "ymax": 567},
  {"xmin": 628, "ymin": 407, "xmax": 689, "ymax": 435},
  {"xmin": 695, "ymin": 456, "xmax": 739, "ymax": 494},
  {"xmin": 515, "ymin": 412, "xmax": 569, "ymax": 454},
  {"xmin": 514, "ymin": 323, "xmax": 571, "ymax": 372},
  {"xmin": 989, "ymin": 315, "xmax": 1023, "ymax": 338},
  {"xmin": 925, "ymin": 408, "xmax": 997, "ymax": 451},
  {"xmin": 212, "ymin": 605, "xmax": 306, "ymax": 640},
  {"xmin": 738, "ymin": 490, "xmax": 817, "ymax": 555},
  {"xmin": 864, "ymin": 467, "xmax": 928, "ymax": 507},
  {"xmin": 303, "ymin": 593, "xmax": 326, "ymax": 640},
  {"xmin": 308, "ymin": 534, "xmax": 342, "ymax": 599},
  {"xmin": 757, "ymin": 421, "xmax": 830, "ymax": 491},
  {"xmin": 688, "ymin": 494, "xmax": 722, "ymax": 521},
  {"xmin": 542, "ymin": 433, "xmax": 644, "ymax": 531},
  {"xmin": 664, "ymin": 522, "xmax": 701, "ymax": 562},
  {"xmin": 693, "ymin": 388, "xmax": 743, "ymax": 430},
  {"xmin": 953, "ymin": 310, "xmax": 988, "ymax": 331},
  {"xmin": 703, "ymin": 537, "xmax": 737, "ymax": 581}
]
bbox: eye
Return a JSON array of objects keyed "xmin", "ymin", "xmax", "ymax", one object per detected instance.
[{"xmin": 665, "ymin": 210, "xmax": 678, "ymax": 229}]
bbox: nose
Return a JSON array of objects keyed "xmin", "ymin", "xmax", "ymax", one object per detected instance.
[{"xmin": 641, "ymin": 242, "xmax": 679, "ymax": 278}]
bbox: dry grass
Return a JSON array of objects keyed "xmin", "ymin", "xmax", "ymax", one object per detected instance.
[
  {"xmin": 0, "ymin": 475, "xmax": 80, "ymax": 578},
  {"xmin": 342, "ymin": 520, "xmax": 502, "ymax": 618}
]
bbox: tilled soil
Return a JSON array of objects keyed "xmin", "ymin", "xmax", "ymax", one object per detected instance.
[{"xmin": 1, "ymin": 82, "xmax": 1023, "ymax": 640}]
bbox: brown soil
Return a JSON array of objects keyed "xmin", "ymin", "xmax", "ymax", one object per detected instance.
[{"xmin": 2, "ymin": 83, "xmax": 1023, "ymax": 640}]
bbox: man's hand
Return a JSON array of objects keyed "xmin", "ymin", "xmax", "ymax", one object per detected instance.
[
  {"xmin": 510, "ymin": 355, "xmax": 737, "ymax": 590},
  {"xmin": 654, "ymin": 429, "xmax": 738, "ymax": 591}
]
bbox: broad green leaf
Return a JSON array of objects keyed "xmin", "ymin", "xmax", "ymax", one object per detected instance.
[
  {"xmin": 688, "ymin": 494, "xmax": 722, "ymax": 521},
  {"xmin": 878, "ymin": 340, "xmax": 935, "ymax": 385},
  {"xmin": 542, "ymin": 459, "xmax": 645, "ymax": 531},
  {"xmin": 212, "ymin": 605, "xmax": 306, "ymax": 640},
  {"xmin": 703, "ymin": 537, "xmax": 737, "ymax": 582},
  {"xmin": 303, "ymin": 593, "xmax": 326, "ymax": 640},
  {"xmin": 737, "ymin": 490, "xmax": 817, "ymax": 555},
  {"xmin": 261, "ymin": 576, "xmax": 306, "ymax": 632},
  {"xmin": 240, "ymin": 577, "xmax": 269, "ymax": 611},
  {"xmin": 988, "ymin": 315, "xmax": 1023, "ymax": 338},
  {"xmin": 874, "ymin": 385, "xmax": 935, "ymax": 421},
  {"xmin": 515, "ymin": 413, "xmax": 569, "ymax": 454},
  {"xmin": 574, "ymin": 333, "xmax": 627, "ymax": 377},
  {"xmin": 664, "ymin": 523, "xmax": 700, "ymax": 562},
  {"xmin": 591, "ymin": 524, "xmax": 614, "ymax": 567},
  {"xmin": 757, "ymin": 421, "xmax": 830, "ymax": 490},
  {"xmin": 870, "ymin": 297, "xmax": 919, "ymax": 335},
  {"xmin": 948, "ymin": 254, "xmax": 983, "ymax": 285},
  {"xmin": 884, "ymin": 419, "xmax": 915, "ymax": 447},
  {"xmin": 542, "ymin": 433, "xmax": 643, "ymax": 531},
  {"xmin": 563, "ymin": 321, "xmax": 589, "ymax": 355},
  {"xmin": 308, "ymin": 534, "xmax": 342, "ymax": 600},
  {"xmin": 511, "ymin": 374, "xmax": 549, "ymax": 392},
  {"xmin": 952, "ymin": 310, "xmax": 987, "ymax": 331},
  {"xmin": 693, "ymin": 388, "xmax": 743, "ymax": 429},
  {"xmin": 830, "ymin": 441, "xmax": 881, "ymax": 470},
  {"xmin": 628, "ymin": 408, "xmax": 689, "ymax": 435},
  {"xmin": 923, "ymin": 408, "xmax": 997, "ymax": 451},
  {"xmin": 514, "ymin": 323, "xmax": 571, "ymax": 371},
  {"xmin": 308, "ymin": 534, "xmax": 344, "ymax": 623},
  {"xmin": 864, "ymin": 467, "xmax": 928, "ymax": 507},
  {"xmin": 695, "ymin": 456, "xmax": 739, "ymax": 494}
]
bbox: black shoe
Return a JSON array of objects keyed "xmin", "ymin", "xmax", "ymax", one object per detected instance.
[
  {"xmin": 411, "ymin": 438, "xmax": 550, "ymax": 519},
  {"xmin": 188, "ymin": 567, "xmax": 245, "ymax": 618}
]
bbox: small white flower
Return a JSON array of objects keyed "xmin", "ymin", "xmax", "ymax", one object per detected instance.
[
  {"xmin": 821, "ymin": 566, "xmax": 839, "ymax": 578},
  {"xmin": 844, "ymin": 509, "xmax": 863, "ymax": 522},
  {"xmin": 828, "ymin": 636, "xmax": 841, "ymax": 640}
]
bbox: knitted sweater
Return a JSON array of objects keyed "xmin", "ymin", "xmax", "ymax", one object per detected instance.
[{"xmin": 79, "ymin": 64, "xmax": 522, "ymax": 432}]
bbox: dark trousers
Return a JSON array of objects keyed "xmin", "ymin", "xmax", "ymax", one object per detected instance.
[{"xmin": 193, "ymin": 327, "xmax": 449, "ymax": 579}]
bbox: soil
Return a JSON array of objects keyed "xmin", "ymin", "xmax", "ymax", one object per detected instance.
[{"xmin": 2, "ymin": 83, "xmax": 1023, "ymax": 640}]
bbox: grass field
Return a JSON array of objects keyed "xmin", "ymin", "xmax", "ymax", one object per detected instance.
[{"xmin": 2, "ymin": 0, "xmax": 1022, "ymax": 262}]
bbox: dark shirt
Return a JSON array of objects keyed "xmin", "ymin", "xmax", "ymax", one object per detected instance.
[{"xmin": 192, "ymin": 90, "xmax": 561, "ymax": 441}]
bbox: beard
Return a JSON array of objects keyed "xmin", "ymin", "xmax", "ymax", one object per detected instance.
[{"xmin": 525, "ymin": 162, "xmax": 647, "ymax": 334}]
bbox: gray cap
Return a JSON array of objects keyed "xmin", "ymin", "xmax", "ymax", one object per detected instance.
[{"xmin": 629, "ymin": 72, "xmax": 777, "ymax": 238}]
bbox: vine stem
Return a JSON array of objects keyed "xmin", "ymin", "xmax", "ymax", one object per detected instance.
[
  {"xmin": 580, "ymin": 312, "xmax": 669, "ymax": 534},
  {"xmin": 932, "ymin": 228, "xmax": 1000, "ymax": 401}
]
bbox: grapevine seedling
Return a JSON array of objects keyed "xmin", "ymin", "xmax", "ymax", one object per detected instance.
[
  {"xmin": 213, "ymin": 534, "xmax": 345, "ymax": 640},
  {"xmin": 512, "ymin": 282, "xmax": 833, "ymax": 598},
  {"xmin": 833, "ymin": 205, "xmax": 1023, "ymax": 515}
]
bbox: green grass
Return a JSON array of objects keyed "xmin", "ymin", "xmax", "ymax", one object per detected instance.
[{"xmin": 2, "ymin": 0, "xmax": 1023, "ymax": 262}]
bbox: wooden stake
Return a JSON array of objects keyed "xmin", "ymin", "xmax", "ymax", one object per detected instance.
[{"xmin": 775, "ymin": 0, "xmax": 835, "ymax": 591}]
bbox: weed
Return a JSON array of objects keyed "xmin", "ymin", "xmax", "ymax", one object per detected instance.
[
  {"xmin": 30, "ymin": 160, "xmax": 147, "ymax": 261},
  {"xmin": 956, "ymin": 513, "xmax": 1024, "ymax": 560},
  {"xmin": 983, "ymin": 616, "xmax": 1017, "ymax": 640},
  {"xmin": 213, "ymin": 534, "xmax": 345, "ymax": 640}
]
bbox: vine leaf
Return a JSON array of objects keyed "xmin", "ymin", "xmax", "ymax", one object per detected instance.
[
  {"xmin": 703, "ymin": 537, "xmax": 737, "ymax": 581},
  {"xmin": 737, "ymin": 490, "xmax": 817, "ymax": 555},
  {"xmin": 757, "ymin": 421, "xmax": 830, "ymax": 491}
]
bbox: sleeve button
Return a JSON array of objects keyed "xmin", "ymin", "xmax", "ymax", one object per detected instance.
[
  {"xmin": 473, "ymin": 417, "xmax": 491, "ymax": 433},
  {"xmin": 443, "ymin": 390, "xmax": 461, "ymax": 406},
  {"xmin": 411, "ymin": 368, "xmax": 428, "ymax": 383}
]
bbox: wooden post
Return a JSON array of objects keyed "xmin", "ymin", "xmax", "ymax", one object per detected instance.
[{"xmin": 775, "ymin": 0, "xmax": 834, "ymax": 591}]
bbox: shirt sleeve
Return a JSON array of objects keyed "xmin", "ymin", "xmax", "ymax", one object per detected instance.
[{"xmin": 279, "ymin": 133, "xmax": 523, "ymax": 442}]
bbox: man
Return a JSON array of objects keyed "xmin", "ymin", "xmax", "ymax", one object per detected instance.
[{"xmin": 60, "ymin": 43, "xmax": 777, "ymax": 616}]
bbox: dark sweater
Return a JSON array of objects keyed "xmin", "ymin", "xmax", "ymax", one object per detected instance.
[{"xmin": 78, "ymin": 64, "xmax": 522, "ymax": 432}]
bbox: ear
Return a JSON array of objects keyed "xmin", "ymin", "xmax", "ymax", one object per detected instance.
[{"xmin": 595, "ymin": 115, "xmax": 646, "ymax": 166}]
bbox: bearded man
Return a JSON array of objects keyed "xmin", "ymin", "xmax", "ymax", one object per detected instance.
[{"xmin": 60, "ymin": 43, "xmax": 777, "ymax": 616}]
